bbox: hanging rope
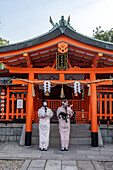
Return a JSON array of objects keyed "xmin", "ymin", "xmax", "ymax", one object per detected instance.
[
  {"xmin": 8, "ymin": 78, "xmax": 113, "ymax": 97},
  {"xmin": 8, "ymin": 78, "xmax": 113, "ymax": 85}
]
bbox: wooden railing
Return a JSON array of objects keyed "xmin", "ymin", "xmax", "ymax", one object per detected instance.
[
  {"xmin": 97, "ymin": 93, "xmax": 113, "ymax": 120},
  {"xmin": 97, "ymin": 87, "xmax": 113, "ymax": 122},
  {"xmin": 0, "ymin": 86, "xmax": 27, "ymax": 121},
  {"xmin": 0, "ymin": 86, "xmax": 88, "ymax": 124},
  {"xmin": 37, "ymin": 99, "xmax": 84, "ymax": 112},
  {"xmin": 34, "ymin": 99, "xmax": 88, "ymax": 124}
]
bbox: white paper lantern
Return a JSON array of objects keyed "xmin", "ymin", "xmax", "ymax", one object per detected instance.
[
  {"xmin": 1, "ymin": 108, "xmax": 4, "ymax": 111},
  {"xmin": 1, "ymin": 92, "xmax": 5, "ymax": 95}
]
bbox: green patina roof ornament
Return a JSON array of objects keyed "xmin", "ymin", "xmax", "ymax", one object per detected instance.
[
  {"xmin": 49, "ymin": 16, "xmax": 75, "ymax": 32},
  {"xmin": 59, "ymin": 16, "xmax": 67, "ymax": 26}
]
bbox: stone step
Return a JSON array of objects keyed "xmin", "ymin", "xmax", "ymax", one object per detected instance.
[
  {"xmin": 32, "ymin": 124, "xmax": 91, "ymax": 130},
  {"xmin": 31, "ymin": 124, "xmax": 91, "ymax": 146},
  {"xmin": 32, "ymin": 130, "xmax": 91, "ymax": 138},
  {"xmin": 31, "ymin": 137, "xmax": 91, "ymax": 146}
]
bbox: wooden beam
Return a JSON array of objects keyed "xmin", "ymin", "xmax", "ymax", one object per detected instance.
[
  {"xmin": 0, "ymin": 69, "xmax": 9, "ymax": 73},
  {"xmin": 69, "ymin": 50, "xmax": 93, "ymax": 60},
  {"xmin": 100, "ymin": 54, "xmax": 113, "ymax": 61},
  {"xmin": 23, "ymin": 53, "xmax": 32, "ymax": 68},
  {"xmin": 0, "ymin": 47, "xmax": 57, "ymax": 64},
  {"xmin": 33, "ymin": 62, "xmax": 53, "ymax": 67},
  {"xmin": 68, "ymin": 45, "xmax": 97, "ymax": 56},
  {"xmin": 69, "ymin": 55, "xmax": 91, "ymax": 63},
  {"xmin": 29, "ymin": 45, "xmax": 57, "ymax": 56},
  {"xmin": 71, "ymin": 62, "xmax": 90, "ymax": 66},
  {"xmin": 91, "ymin": 53, "xmax": 101, "ymax": 68},
  {"xmin": 6, "ymin": 59, "xmax": 26, "ymax": 65},
  {"xmin": 1, "ymin": 54, "xmax": 24, "ymax": 63},
  {"xmin": 31, "ymin": 50, "xmax": 57, "ymax": 60},
  {"xmin": 32, "ymin": 55, "xmax": 55, "ymax": 63},
  {"xmin": 12, "ymin": 63, "xmax": 27, "ymax": 67},
  {"xmin": 59, "ymin": 74, "xmax": 65, "ymax": 81},
  {"xmin": 6, "ymin": 65, "xmax": 113, "ymax": 74},
  {"xmin": 99, "ymin": 59, "xmax": 113, "ymax": 65},
  {"xmin": 98, "ymin": 62, "xmax": 109, "ymax": 67},
  {"xmin": 69, "ymin": 59, "xmax": 90, "ymax": 67},
  {"xmin": 33, "ymin": 58, "xmax": 54, "ymax": 65}
]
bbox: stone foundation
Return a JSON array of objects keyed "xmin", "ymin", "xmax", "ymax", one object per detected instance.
[
  {"xmin": 0, "ymin": 123, "xmax": 23, "ymax": 142},
  {"xmin": 0, "ymin": 123, "xmax": 113, "ymax": 144},
  {"xmin": 100, "ymin": 125, "xmax": 113, "ymax": 143}
]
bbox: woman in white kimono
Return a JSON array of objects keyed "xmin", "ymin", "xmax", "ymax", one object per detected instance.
[
  {"xmin": 57, "ymin": 99, "xmax": 73, "ymax": 151},
  {"xmin": 38, "ymin": 100, "xmax": 53, "ymax": 151}
]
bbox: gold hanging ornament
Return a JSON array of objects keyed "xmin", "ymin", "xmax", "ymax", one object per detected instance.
[
  {"xmin": 60, "ymin": 84, "xmax": 65, "ymax": 98},
  {"xmin": 74, "ymin": 92, "xmax": 78, "ymax": 96},
  {"xmin": 87, "ymin": 84, "xmax": 91, "ymax": 96},
  {"xmin": 44, "ymin": 91, "xmax": 50, "ymax": 96},
  {"xmin": 32, "ymin": 84, "xmax": 35, "ymax": 97}
]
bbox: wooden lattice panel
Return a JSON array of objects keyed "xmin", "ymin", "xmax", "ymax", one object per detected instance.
[
  {"xmin": 75, "ymin": 111, "xmax": 89, "ymax": 124},
  {"xmin": 0, "ymin": 86, "xmax": 27, "ymax": 121},
  {"xmin": 34, "ymin": 99, "xmax": 86, "ymax": 123},
  {"xmin": 97, "ymin": 93, "xmax": 113, "ymax": 120}
]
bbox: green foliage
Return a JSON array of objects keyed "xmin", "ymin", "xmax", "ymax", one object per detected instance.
[
  {"xmin": 0, "ymin": 63, "xmax": 6, "ymax": 70},
  {"xmin": 93, "ymin": 26, "xmax": 113, "ymax": 43},
  {"xmin": 0, "ymin": 37, "xmax": 9, "ymax": 46},
  {"xmin": 0, "ymin": 37, "xmax": 9, "ymax": 69}
]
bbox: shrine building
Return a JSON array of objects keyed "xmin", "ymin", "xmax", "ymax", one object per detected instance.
[{"xmin": 0, "ymin": 16, "xmax": 113, "ymax": 147}]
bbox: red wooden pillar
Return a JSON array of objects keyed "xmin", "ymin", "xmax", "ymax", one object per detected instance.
[
  {"xmin": 25, "ymin": 73, "xmax": 34, "ymax": 146},
  {"xmin": 90, "ymin": 72, "xmax": 98, "ymax": 147},
  {"xmin": 59, "ymin": 73, "xmax": 65, "ymax": 81},
  {"xmin": 6, "ymin": 86, "xmax": 10, "ymax": 120},
  {"xmin": 88, "ymin": 95, "xmax": 92, "ymax": 122}
]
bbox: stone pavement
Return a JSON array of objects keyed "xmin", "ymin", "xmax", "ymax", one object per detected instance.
[{"xmin": 0, "ymin": 142, "xmax": 113, "ymax": 169}]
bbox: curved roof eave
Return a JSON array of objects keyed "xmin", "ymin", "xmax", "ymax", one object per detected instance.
[
  {"xmin": 63, "ymin": 27, "xmax": 113, "ymax": 51},
  {"xmin": 0, "ymin": 25, "xmax": 113, "ymax": 53},
  {"xmin": 0, "ymin": 28, "xmax": 61, "ymax": 53}
]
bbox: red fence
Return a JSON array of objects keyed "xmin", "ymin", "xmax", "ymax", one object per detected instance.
[
  {"xmin": 97, "ymin": 93, "xmax": 113, "ymax": 120},
  {"xmin": 34, "ymin": 99, "xmax": 88, "ymax": 124},
  {"xmin": 0, "ymin": 86, "xmax": 27, "ymax": 121},
  {"xmin": 97, "ymin": 87, "xmax": 113, "ymax": 123},
  {"xmin": 0, "ymin": 86, "xmax": 89, "ymax": 124}
]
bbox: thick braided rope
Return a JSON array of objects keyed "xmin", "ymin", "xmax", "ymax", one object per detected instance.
[{"xmin": 8, "ymin": 78, "xmax": 113, "ymax": 84}]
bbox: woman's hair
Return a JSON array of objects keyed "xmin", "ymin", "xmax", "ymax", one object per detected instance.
[
  {"xmin": 62, "ymin": 99, "xmax": 67, "ymax": 102},
  {"xmin": 41, "ymin": 99, "xmax": 46, "ymax": 106},
  {"xmin": 62, "ymin": 99, "xmax": 68, "ymax": 114}
]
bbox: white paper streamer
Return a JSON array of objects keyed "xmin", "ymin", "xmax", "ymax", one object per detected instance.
[
  {"xmin": 74, "ymin": 81, "xmax": 81, "ymax": 94},
  {"xmin": 43, "ymin": 81, "xmax": 51, "ymax": 93}
]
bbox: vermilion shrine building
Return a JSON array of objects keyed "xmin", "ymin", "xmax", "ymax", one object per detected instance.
[{"xmin": 0, "ymin": 16, "xmax": 113, "ymax": 147}]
